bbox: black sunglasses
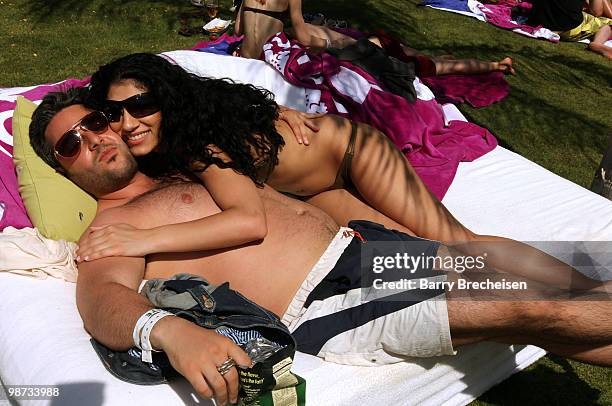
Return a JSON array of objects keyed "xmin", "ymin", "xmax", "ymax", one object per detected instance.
[
  {"xmin": 104, "ymin": 92, "xmax": 161, "ymax": 123},
  {"xmin": 53, "ymin": 110, "xmax": 111, "ymax": 159}
]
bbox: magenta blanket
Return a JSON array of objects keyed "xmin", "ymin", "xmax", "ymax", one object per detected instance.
[
  {"xmin": 191, "ymin": 32, "xmax": 510, "ymax": 108},
  {"xmin": 421, "ymin": 72, "xmax": 509, "ymax": 108},
  {"xmin": 477, "ymin": 1, "xmax": 535, "ymax": 30},
  {"xmin": 332, "ymin": 28, "xmax": 510, "ymax": 108},
  {"xmin": 262, "ymin": 32, "xmax": 497, "ymax": 199},
  {"xmin": 0, "ymin": 157, "xmax": 31, "ymax": 230}
]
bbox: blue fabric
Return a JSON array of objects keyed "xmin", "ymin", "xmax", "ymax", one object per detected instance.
[
  {"xmin": 420, "ymin": 0, "xmax": 471, "ymax": 13},
  {"xmin": 194, "ymin": 40, "xmax": 233, "ymax": 55},
  {"xmin": 216, "ymin": 326, "xmax": 264, "ymax": 345}
]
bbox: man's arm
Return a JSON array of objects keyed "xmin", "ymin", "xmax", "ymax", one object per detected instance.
[
  {"xmin": 288, "ymin": 0, "xmax": 356, "ymax": 49},
  {"xmin": 75, "ymin": 208, "xmax": 153, "ymax": 348},
  {"xmin": 76, "ymin": 212, "xmax": 251, "ymax": 406},
  {"xmin": 76, "ymin": 255, "xmax": 150, "ymax": 349}
]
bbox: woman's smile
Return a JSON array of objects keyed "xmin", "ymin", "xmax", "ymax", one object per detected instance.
[{"xmin": 125, "ymin": 129, "xmax": 152, "ymax": 146}]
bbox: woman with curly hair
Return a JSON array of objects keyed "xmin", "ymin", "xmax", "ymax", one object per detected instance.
[
  {"xmin": 79, "ymin": 52, "xmax": 326, "ymax": 258},
  {"xmin": 79, "ymin": 52, "xmax": 443, "ymax": 262},
  {"xmin": 77, "ymin": 52, "xmax": 603, "ymax": 293}
]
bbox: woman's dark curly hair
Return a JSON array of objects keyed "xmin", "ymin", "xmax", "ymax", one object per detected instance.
[{"xmin": 87, "ymin": 53, "xmax": 284, "ymax": 184}]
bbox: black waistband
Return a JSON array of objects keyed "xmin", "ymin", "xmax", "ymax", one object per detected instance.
[{"xmin": 242, "ymin": 6, "xmax": 289, "ymax": 23}]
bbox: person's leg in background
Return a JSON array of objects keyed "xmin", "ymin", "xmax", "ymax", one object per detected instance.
[
  {"xmin": 587, "ymin": 0, "xmax": 612, "ymax": 19},
  {"xmin": 588, "ymin": 25, "xmax": 612, "ymax": 58}
]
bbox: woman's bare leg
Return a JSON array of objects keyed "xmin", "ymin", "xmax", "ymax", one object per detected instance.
[
  {"xmin": 588, "ymin": 0, "xmax": 612, "ymax": 18},
  {"xmin": 346, "ymin": 122, "xmax": 609, "ymax": 291},
  {"xmin": 432, "ymin": 56, "xmax": 516, "ymax": 75},
  {"xmin": 588, "ymin": 25, "xmax": 612, "ymax": 59},
  {"xmin": 369, "ymin": 36, "xmax": 516, "ymax": 75}
]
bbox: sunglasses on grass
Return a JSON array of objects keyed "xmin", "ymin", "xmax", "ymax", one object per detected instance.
[
  {"xmin": 53, "ymin": 110, "xmax": 113, "ymax": 159},
  {"xmin": 103, "ymin": 92, "xmax": 161, "ymax": 123}
]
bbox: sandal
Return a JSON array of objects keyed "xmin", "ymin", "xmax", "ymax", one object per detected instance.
[
  {"xmin": 304, "ymin": 12, "xmax": 326, "ymax": 25},
  {"xmin": 230, "ymin": 0, "xmax": 242, "ymax": 12},
  {"xmin": 325, "ymin": 19, "xmax": 348, "ymax": 29}
]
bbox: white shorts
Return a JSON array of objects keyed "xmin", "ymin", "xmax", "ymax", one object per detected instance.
[{"xmin": 282, "ymin": 223, "xmax": 455, "ymax": 366}]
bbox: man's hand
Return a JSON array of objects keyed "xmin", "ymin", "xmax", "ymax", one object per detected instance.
[
  {"xmin": 278, "ymin": 106, "xmax": 325, "ymax": 145},
  {"xmin": 152, "ymin": 317, "xmax": 253, "ymax": 406},
  {"xmin": 77, "ymin": 223, "xmax": 157, "ymax": 262}
]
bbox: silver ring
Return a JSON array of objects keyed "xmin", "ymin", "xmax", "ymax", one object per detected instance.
[{"xmin": 217, "ymin": 357, "xmax": 236, "ymax": 376}]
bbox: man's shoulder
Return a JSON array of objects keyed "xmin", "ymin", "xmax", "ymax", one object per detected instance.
[
  {"xmin": 89, "ymin": 179, "xmax": 183, "ymax": 228},
  {"xmin": 90, "ymin": 205, "xmax": 142, "ymax": 228},
  {"xmin": 89, "ymin": 178, "xmax": 210, "ymax": 229}
]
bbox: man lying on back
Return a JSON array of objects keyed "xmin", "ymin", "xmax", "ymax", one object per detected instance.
[{"xmin": 29, "ymin": 89, "xmax": 612, "ymax": 406}]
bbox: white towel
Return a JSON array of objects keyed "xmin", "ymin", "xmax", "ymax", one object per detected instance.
[{"xmin": 0, "ymin": 226, "xmax": 77, "ymax": 282}]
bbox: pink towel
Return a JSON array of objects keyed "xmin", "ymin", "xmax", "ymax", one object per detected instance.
[{"xmin": 421, "ymin": 72, "xmax": 509, "ymax": 108}]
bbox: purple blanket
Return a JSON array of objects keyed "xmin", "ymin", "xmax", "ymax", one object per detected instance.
[
  {"xmin": 262, "ymin": 32, "xmax": 497, "ymax": 199},
  {"xmin": 421, "ymin": 0, "xmax": 471, "ymax": 12},
  {"xmin": 191, "ymin": 33, "xmax": 244, "ymax": 54}
]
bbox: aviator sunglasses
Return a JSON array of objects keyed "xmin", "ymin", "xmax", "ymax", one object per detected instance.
[
  {"xmin": 103, "ymin": 92, "xmax": 161, "ymax": 123},
  {"xmin": 53, "ymin": 110, "xmax": 113, "ymax": 159}
]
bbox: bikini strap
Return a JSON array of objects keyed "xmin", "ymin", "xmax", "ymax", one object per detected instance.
[
  {"xmin": 331, "ymin": 122, "xmax": 358, "ymax": 190},
  {"xmin": 242, "ymin": 6, "xmax": 289, "ymax": 23}
]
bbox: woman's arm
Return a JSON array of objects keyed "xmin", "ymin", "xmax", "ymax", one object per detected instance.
[
  {"xmin": 291, "ymin": 23, "xmax": 357, "ymax": 49},
  {"xmin": 234, "ymin": 0, "xmax": 244, "ymax": 35},
  {"xmin": 77, "ymin": 159, "xmax": 267, "ymax": 261},
  {"xmin": 287, "ymin": 0, "xmax": 356, "ymax": 48},
  {"xmin": 150, "ymin": 163, "xmax": 268, "ymax": 252}
]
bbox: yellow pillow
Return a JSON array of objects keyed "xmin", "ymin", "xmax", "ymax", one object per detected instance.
[{"xmin": 12, "ymin": 96, "xmax": 97, "ymax": 242}]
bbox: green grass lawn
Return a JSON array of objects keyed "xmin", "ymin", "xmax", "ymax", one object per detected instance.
[{"xmin": 1, "ymin": 0, "xmax": 611, "ymax": 404}]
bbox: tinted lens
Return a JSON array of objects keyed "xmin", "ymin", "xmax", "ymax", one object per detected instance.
[
  {"xmin": 122, "ymin": 93, "xmax": 160, "ymax": 118},
  {"xmin": 80, "ymin": 111, "xmax": 109, "ymax": 133},
  {"xmin": 103, "ymin": 103, "xmax": 124, "ymax": 123},
  {"xmin": 127, "ymin": 103, "xmax": 160, "ymax": 118},
  {"xmin": 55, "ymin": 130, "xmax": 81, "ymax": 158}
]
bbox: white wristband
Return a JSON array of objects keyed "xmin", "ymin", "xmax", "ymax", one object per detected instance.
[
  {"xmin": 133, "ymin": 309, "xmax": 156, "ymax": 349},
  {"xmin": 140, "ymin": 311, "xmax": 173, "ymax": 363},
  {"xmin": 133, "ymin": 309, "xmax": 175, "ymax": 363},
  {"xmin": 325, "ymin": 38, "xmax": 331, "ymax": 48}
]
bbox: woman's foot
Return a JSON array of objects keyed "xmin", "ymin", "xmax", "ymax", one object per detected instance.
[
  {"xmin": 588, "ymin": 43, "xmax": 612, "ymax": 59},
  {"xmin": 366, "ymin": 35, "xmax": 382, "ymax": 47},
  {"xmin": 496, "ymin": 57, "xmax": 516, "ymax": 75}
]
